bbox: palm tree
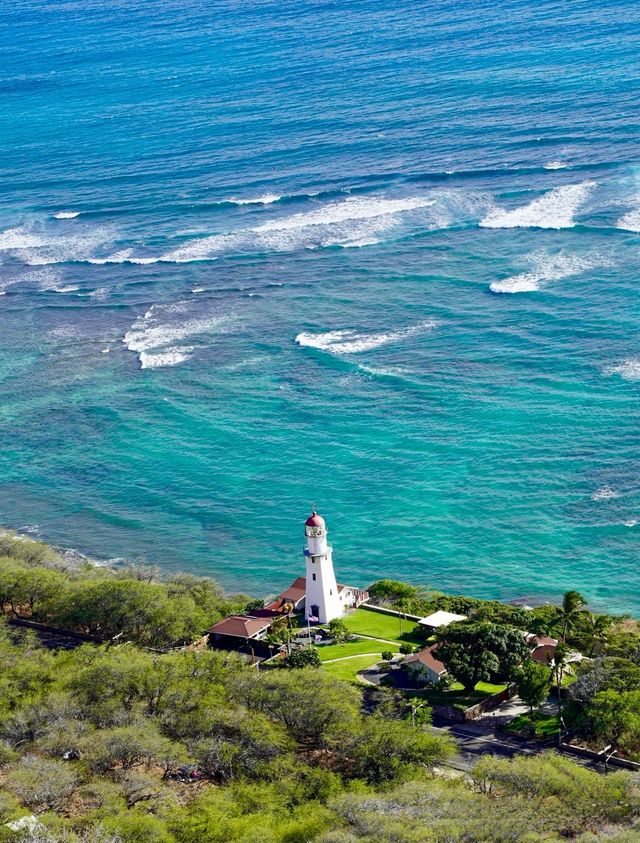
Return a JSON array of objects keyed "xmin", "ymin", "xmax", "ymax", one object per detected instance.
[
  {"xmin": 553, "ymin": 643, "xmax": 570, "ymax": 747},
  {"xmin": 581, "ymin": 612, "xmax": 611, "ymax": 657},
  {"xmin": 557, "ymin": 590, "xmax": 587, "ymax": 642}
]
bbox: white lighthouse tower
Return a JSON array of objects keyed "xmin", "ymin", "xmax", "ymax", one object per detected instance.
[{"xmin": 304, "ymin": 510, "xmax": 342, "ymax": 623}]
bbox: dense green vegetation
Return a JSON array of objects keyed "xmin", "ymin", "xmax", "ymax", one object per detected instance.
[
  {"xmin": 2, "ymin": 536, "xmax": 640, "ymax": 841},
  {"xmin": 0, "ymin": 533, "xmax": 248, "ymax": 648}
]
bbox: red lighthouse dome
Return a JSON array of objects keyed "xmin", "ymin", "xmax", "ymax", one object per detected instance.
[{"xmin": 305, "ymin": 511, "xmax": 325, "ymax": 529}]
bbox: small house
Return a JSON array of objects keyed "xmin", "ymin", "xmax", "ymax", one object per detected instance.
[
  {"xmin": 404, "ymin": 644, "xmax": 448, "ymax": 684},
  {"xmin": 418, "ymin": 610, "xmax": 468, "ymax": 631}
]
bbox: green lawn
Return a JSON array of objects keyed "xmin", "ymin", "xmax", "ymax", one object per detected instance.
[
  {"xmin": 506, "ymin": 712, "xmax": 560, "ymax": 738},
  {"xmin": 406, "ymin": 681, "xmax": 507, "ymax": 708},
  {"xmin": 322, "ymin": 654, "xmax": 382, "ymax": 682},
  {"xmin": 315, "ymin": 638, "xmax": 400, "ymax": 661},
  {"xmin": 341, "ymin": 607, "xmax": 423, "ymax": 644}
]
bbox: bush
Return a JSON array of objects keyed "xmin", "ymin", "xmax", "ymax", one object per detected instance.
[
  {"xmin": 285, "ymin": 647, "xmax": 321, "ymax": 669},
  {"xmin": 381, "ymin": 651, "xmax": 394, "ymax": 661}
]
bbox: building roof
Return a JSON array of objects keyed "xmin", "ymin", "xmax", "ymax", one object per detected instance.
[
  {"xmin": 305, "ymin": 511, "xmax": 325, "ymax": 528},
  {"xmin": 531, "ymin": 644, "xmax": 557, "ymax": 664},
  {"xmin": 278, "ymin": 576, "xmax": 307, "ymax": 603},
  {"xmin": 208, "ymin": 615, "xmax": 271, "ymax": 639},
  {"xmin": 405, "ymin": 645, "xmax": 447, "ymax": 675},
  {"xmin": 525, "ymin": 633, "xmax": 558, "ymax": 648},
  {"xmin": 418, "ymin": 610, "xmax": 468, "ymax": 628}
]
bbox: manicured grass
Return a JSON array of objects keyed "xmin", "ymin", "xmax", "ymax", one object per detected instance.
[
  {"xmin": 315, "ymin": 638, "xmax": 400, "ymax": 661},
  {"xmin": 322, "ymin": 654, "xmax": 382, "ymax": 682},
  {"xmin": 405, "ymin": 681, "xmax": 507, "ymax": 708},
  {"xmin": 341, "ymin": 607, "xmax": 423, "ymax": 644},
  {"xmin": 506, "ymin": 712, "xmax": 560, "ymax": 738}
]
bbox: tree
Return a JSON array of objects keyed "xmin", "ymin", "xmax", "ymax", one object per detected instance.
[
  {"xmin": 587, "ymin": 689, "xmax": 640, "ymax": 753},
  {"xmin": 437, "ymin": 622, "xmax": 530, "ymax": 691},
  {"xmin": 573, "ymin": 612, "xmax": 612, "ymax": 657},
  {"xmin": 327, "ymin": 618, "xmax": 350, "ymax": 643},
  {"xmin": 5, "ymin": 756, "xmax": 77, "ymax": 812},
  {"xmin": 234, "ymin": 669, "xmax": 360, "ymax": 747},
  {"xmin": 516, "ymin": 661, "xmax": 551, "ymax": 714},
  {"xmin": 399, "ymin": 643, "xmax": 415, "ymax": 655},
  {"xmin": 348, "ymin": 717, "xmax": 453, "ymax": 784},
  {"xmin": 285, "ymin": 647, "xmax": 321, "ymax": 669},
  {"xmin": 556, "ymin": 590, "xmax": 587, "ymax": 642}
]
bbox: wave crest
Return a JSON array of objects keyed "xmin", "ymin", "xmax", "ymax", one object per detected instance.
[
  {"xmin": 480, "ymin": 181, "xmax": 595, "ymax": 230},
  {"xmin": 490, "ymin": 250, "xmax": 611, "ymax": 294},
  {"xmin": 295, "ymin": 319, "xmax": 439, "ymax": 355}
]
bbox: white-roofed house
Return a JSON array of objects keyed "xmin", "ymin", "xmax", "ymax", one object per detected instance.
[{"xmin": 418, "ymin": 610, "xmax": 468, "ymax": 631}]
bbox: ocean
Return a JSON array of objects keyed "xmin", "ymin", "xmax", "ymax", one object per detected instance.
[{"xmin": 2, "ymin": 0, "xmax": 640, "ymax": 613}]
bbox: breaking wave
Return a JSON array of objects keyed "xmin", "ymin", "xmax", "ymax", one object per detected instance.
[
  {"xmin": 0, "ymin": 223, "xmax": 113, "ymax": 265},
  {"xmin": 490, "ymin": 251, "xmax": 610, "ymax": 293},
  {"xmin": 617, "ymin": 205, "xmax": 640, "ymax": 233},
  {"xmin": 480, "ymin": 181, "xmax": 595, "ymax": 230},
  {"xmin": 295, "ymin": 319, "xmax": 439, "ymax": 355},
  {"xmin": 162, "ymin": 196, "xmax": 436, "ymax": 262},
  {"xmin": 53, "ymin": 211, "xmax": 81, "ymax": 219},
  {"xmin": 123, "ymin": 301, "xmax": 231, "ymax": 369},
  {"xmin": 604, "ymin": 358, "xmax": 640, "ymax": 381},
  {"xmin": 225, "ymin": 194, "xmax": 282, "ymax": 206},
  {"xmin": 591, "ymin": 485, "xmax": 619, "ymax": 501}
]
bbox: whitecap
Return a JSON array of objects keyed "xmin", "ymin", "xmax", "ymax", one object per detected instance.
[
  {"xmin": 542, "ymin": 161, "xmax": 568, "ymax": 170},
  {"xmin": 616, "ymin": 207, "xmax": 640, "ymax": 233},
  {"xmin": 295, "ymin": 319, "xmax": 439, "ymax": 355},
  {"xmin": 52, "ymin": 285, "xmax": 80, "ymax": 293},
  {"xmin": 480, "ymin": 181, "xmax": 595, "ymax": 230},
  {"xmin": 591, "ymin": 486, "xmax": 619, "ymax": 501},
  {"xmin": 226, "ymin": 194, "xmax": 282, "ymax": 206},
  {"xmin": 490, "ymin": 251, "xmax": 610, "ymax": 294},
  {"xmin": 123, "ymin": 301, "xmax": 231, "ymax": 368},
  {"xmin": 162, "ymin": 195, "xmax": 436, "ymax": 262},
  {"xmin": 0, "ymin": 223, "xmax": 114, "ymax": 265},
  {"xmin": 191, "ymin": 287, "xmax": 206, "ymax": 293},
  {"xmin": 604, "ymin": 358, "xmax": 640, "ymax": 381},
  {"xmin": 53, "ymin": 211, "xmax": 81, "ymax": 219},
  {"xmin": 139, "ymin": 347, "xmax": 194, "ymax": 369}
]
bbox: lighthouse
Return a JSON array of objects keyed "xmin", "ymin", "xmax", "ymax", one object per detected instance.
[{"xmin": 304, "ymin": 510, "xmax": 342, "ymax": 623}]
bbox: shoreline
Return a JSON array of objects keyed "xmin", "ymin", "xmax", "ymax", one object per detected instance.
[{"xmin": 1, "ymin": 524, "xmax": 632, "ymax": 619}]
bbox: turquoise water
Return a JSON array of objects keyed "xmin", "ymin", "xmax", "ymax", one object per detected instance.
[{"xmin": 2, "ymin": 0, "xmax": 640, "ymax": 612}]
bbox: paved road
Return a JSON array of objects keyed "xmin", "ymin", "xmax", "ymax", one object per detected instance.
[{"xmin": 432, "ymin": 722, "xmax": 611, "ymax": 775}]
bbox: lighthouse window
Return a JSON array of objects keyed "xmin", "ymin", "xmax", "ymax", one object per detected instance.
[{"xmin": 312, "ymin": 573, "xmax": 316, "ymax": 581}]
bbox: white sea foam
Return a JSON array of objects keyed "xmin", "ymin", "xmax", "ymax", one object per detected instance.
[
  {"xmin": 604, "ymin": 358, "xmax": 640, "ymax": 381},
  {"xmin": 227, "ymin": 194, "xmax": 282, "ymax": 206},
  {"xmin": 490, "ymin": 251, "xmax": 609, "ymax": 293},
  {"xmin": 53, "ymin": 211, "xmax": 81, "ymax": 219},
  {"xmin": 52, "ymin": 284, "xmax": 80, "ymax": 293},
  {"xmin": 163, "ymin": 196, "xmax": 436, "ymax": 262},
  {"xmin": 87, "ymin": 249, "xmax": 158, "ymax": 265},
  {"xmin": 617, "ymin": 207, "xmax": 640, "ymax": 233},
  {"xmin": 139, "ymin": 347, "xmax": 195, "ymax": 369},
  {"xmin": 0, "ymin": 223, "xmax": 114, "ymax": 265},
  {"xmin": 123, "ymin": 300, "xmax": 231, "ymax": 368},
  {"xmin": 543, "ymin": 161, "xmax": 568, "ymax": 170},
  {"xmin": 591, "ymin": 486, "xmax": 619, "ymax": 501},
  {"xmin": 480, "ymin": 181, "xmax": 595, "ymax": 229},
  {"xmin": 295, "ymin": 319, "xmax": 439, "ymax": 355}
]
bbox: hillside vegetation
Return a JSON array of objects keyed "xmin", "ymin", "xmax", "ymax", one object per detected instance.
[{"xmin": 1, "ymin": 536, "xmax": 640, "ymax": 841}]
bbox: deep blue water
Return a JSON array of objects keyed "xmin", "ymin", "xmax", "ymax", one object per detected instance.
[{"xmin": 2, "ymin": 0, "xmax": 640, "ymax": 612}]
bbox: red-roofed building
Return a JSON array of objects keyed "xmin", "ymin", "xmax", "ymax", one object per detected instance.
[
  {"xmin": 208, "ymin": 615, "xmax": 272, "ymax": 642},
  {"xmin": 525, "ymin": 633, "xmax": 558, "ymax": 665},
  {"xmin": 404, "ymin": 644, "xmax": 448, "ymax": 684}
]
